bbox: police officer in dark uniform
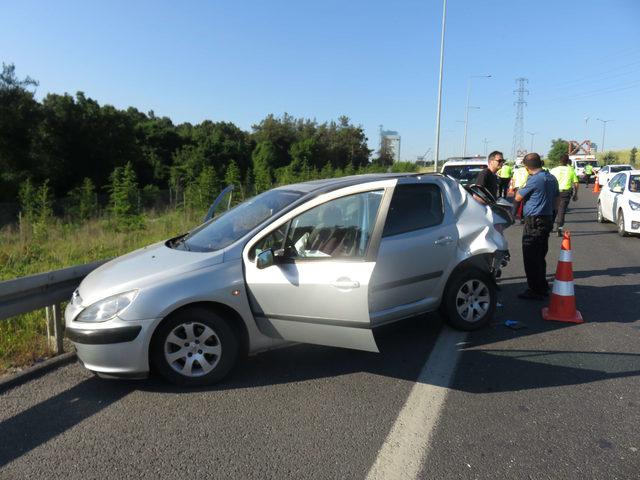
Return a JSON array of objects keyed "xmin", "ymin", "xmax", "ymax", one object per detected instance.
[{"xmin": 514, "ymin": 153, "xmax": 559, "ymax": 300}]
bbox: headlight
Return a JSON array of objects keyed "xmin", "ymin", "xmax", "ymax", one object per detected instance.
[
  {"xmin": 76, "ymin": 290, "xmax": 138, "ymax": 323},
  {"xmin": 630, "ymin": 200, "xmax": 640, "ymax": 211}
]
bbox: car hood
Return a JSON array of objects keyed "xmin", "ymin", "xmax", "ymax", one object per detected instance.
[{"xmin": 78, "ymin": 241, "xmax": 223, "ymax": 307}]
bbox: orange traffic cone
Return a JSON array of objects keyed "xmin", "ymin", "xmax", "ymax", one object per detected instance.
[
  {"xmin": 593, "ymin": 176, "xmax": 601, "ymax": 193},
  {"xmin": 542, "ymin": 230, "xmax": 584, "ymax": 323}
]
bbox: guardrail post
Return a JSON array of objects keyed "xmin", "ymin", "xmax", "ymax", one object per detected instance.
[
  {"xmin": 46, "ymin": 306, "xmax": 53, "ymax": 351},
  {"xmin": 52, "ymin": 303, "xmax": 64, "ymax": 355}
]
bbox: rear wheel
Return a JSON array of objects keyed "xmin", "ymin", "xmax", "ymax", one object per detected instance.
[
  {"xmin": 596, "ymin": 202, "xmax": 605, "ymax": 223},
  {"xmin": 442, "ymin": 268, "xmax": 496, "ymax": 331},
  {"xmin": 151, "ymin": 307, "xmax": 239, "ymax": 386},
  {"xmin": 617, "ymin": 210, "xmax": 629, "ymax": 237}
]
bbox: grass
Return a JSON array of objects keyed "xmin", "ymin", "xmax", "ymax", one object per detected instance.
[{"xmin": 0, "ymin": 208, "xmax": 203, "ymax": 374}]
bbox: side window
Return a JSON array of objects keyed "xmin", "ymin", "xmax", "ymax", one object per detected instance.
[
  {"xmin": 250, "ymin": 224, "xmax": 288, "ymax": 260},
  {"xmin": 383, "ymin": 184, "xmax": 444, "ymax": 237},
  {"xmin": 609, "ymin": 173, "xmax": 624, "ymax": 190},
  {"xmin": 285, "ymin": 190, "xmax": 383, "ymax": 259}
]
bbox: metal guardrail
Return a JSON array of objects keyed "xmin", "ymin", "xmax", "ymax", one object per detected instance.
[{"xmin": 0, "ymin": 260, "xmax": 109, "ymax": 353}]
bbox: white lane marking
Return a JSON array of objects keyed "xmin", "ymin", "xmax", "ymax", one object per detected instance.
[{"xmin": 366, "ymin": 327, "xmax": 467, "ymax": 480}]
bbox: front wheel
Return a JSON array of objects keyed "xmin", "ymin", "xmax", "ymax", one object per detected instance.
[
  {"xmin": 151, "ymin": 307, "xmax": 239, "ymax": 386},
  {"xmin": 617, "ymin": 210, "xmax": 629, "ymax": 237},
  {"xmin": 441, "ymin": 269, "xmax": 496, "ymax": 331}
]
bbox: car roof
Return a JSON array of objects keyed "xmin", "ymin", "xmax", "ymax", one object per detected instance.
[
  {"xmin": 607, "ymin": 164, "xmax": 633, "ymax": 168},
  {"xmin": 272, "ymin": 172, "xmax": 425, "ymax": 195}
]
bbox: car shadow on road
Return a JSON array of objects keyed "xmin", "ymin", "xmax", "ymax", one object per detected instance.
[
  {"xmin": 0, "ymin": 317, "xmax": 442, "ymax": 467},
  {"xmin": 1, "ymin": 280, "xmax": 636, "ymax": 464},
  {"xmin": 139, "ymin": 314, "xmax": 444, "ymax": 394},
  {"xmin": 450, "ymin": 279, "xmax": 640, "ymax": 393},
  {"xmin": 0, "ymin": 376, "xmax": 135, "ymax": 468}
]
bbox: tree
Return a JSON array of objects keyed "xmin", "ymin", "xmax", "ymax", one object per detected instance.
[
  {"xmin": 630, "ymin": 147, "xmax": 637, "ymax": 167},
  {"xmin": 601, "ymin": 151, "xmax": 618, "ymax": 165},
  {"xmin": 252, "ymin": 141, "xmax": 276, "ymax": 193},
  {"xmin": 546, "ymin": 139, "xmax": 569, "ymax": 168},
  {"xmin": 185, "ymin": 166, "xmax": 219, "ymax": 212},
  {"xmin": 108, "ymin": 162, "xmax": 142, "ymax": 230},
  {"xmin": 0, "ymin": 64, "xmax": 41, "ymax": 201},
  {"xmin": 67, "ymin": 177, "xmax": 98, "ymax": 221},
  {"xmin": 18, "ymin": 178, "xmax": 53, "ymax": 239}
]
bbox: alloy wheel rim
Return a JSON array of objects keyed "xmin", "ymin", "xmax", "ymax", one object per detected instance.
[
  {"xmin": 455, "ymin": 279, "xmax": 490, "ymax": 323},
  {"xmin": 164, "ymin": 322, "xmax": 222, "ymax": 377},
  {"xmin": 618, "ymin": 214, "xmax": 624, "ymax": 233}
]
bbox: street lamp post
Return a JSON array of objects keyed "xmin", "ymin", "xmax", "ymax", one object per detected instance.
[
  {"xmin": 433, "ymin": 0, "xmax": 447, "ymax": 173},
  {"xmin": 527, "ymin": 131, "xmax": 538, "ymax": 153},
  {"xmin": 596, "ymin": 118, "xmax": 612, "ymax": 153},
  {"xmin": 463, "ymin": 74, "xmax": 491, "ymax": 157}
]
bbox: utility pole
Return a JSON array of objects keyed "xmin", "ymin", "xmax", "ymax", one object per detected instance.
[
  {"xmin": 527, "ymin": 131, "xmax": 538, "ymax": 153},
  {"xmin": 433, "ymin": 0, "xmax": 447, "ymax": 173},
  {"xmin": 482, "ymin": 138, "xmax": 490, "ymax": 157},
  {"xmin": 463, "ymin": 74, "xmax": 491, "ymax": 157},
  {"xmin": 596, "ymin": 118, "xmax": 612, "ymax": 153},
  {"xmin": 511, "ymin": 78, "xmax": 529, "ymax": 159}
]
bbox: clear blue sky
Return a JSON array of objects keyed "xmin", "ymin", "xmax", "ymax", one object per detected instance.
[{"xmin": 2, "ymin": 0, "xmax": 639, "ymax": 161}]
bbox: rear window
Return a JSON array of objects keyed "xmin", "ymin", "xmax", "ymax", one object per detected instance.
[
  {"xmin": 442, "ymin": 164, "xmax": 486, "ymax": 184},
  {"xmin": 383, "ymin": 184, "xmax": 444, "ymax": 237},
  {"xmin": 611, "ymin": 165, "xmax": 632, "ymax": 173}
]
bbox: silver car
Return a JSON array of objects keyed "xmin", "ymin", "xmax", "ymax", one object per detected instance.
[{"xmin": 65, "ymin": 174, "xmax": 511, "ymax": 386}]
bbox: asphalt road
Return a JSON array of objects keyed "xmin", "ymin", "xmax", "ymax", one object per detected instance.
[{"xmin": 0, "ymin": 193, "xmax": 638, "ymax": 479}]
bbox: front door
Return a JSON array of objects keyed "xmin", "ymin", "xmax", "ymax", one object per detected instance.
[{"xmin": 243, "ymin": 187, "xmax": 388, "ymax": 352}]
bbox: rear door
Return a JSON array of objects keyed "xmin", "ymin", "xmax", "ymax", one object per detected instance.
[
  {"xmin": 369, "ymin": 180, "xmax": 458, "ymax": 325},
  {"xmin": 243, "ymin": 181, "xmax": 393, "ymax": 352}
]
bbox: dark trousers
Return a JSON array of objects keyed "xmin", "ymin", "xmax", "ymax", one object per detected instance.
[
  {"xmin": 522, "ymin": 215, "xmax": 553, "ymax": 294},
  {"xmin": 554, "ymin": 191, "xmax": 572, "ymax": 228},
  {"xmin": 498, "ymin": 178, "xmax": 510, "ymax": 198}
]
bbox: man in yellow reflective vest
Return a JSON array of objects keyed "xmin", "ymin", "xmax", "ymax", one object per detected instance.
[
  {"xmin": 584, "ymin": 163, "xmax": 594, "ymax": 185},
  {"xmin": 497, "ymin": 161, "xmax": 513, "ymax": 198},
  {"xmin": 510, "ymin": 164, "xmax": 529, "ymax": 223},
  {"xmin": 550, "ymin": 154, "xmax": 579, "ymax": 236}
]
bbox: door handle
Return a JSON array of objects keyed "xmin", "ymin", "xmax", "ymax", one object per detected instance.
[
  {"xmin": 331, "ymin": 279, "xmax": 360, "ymax": 289},
  {"xmin": 434, "ymin": 236, "xmax": 453, "ymax": 246}
]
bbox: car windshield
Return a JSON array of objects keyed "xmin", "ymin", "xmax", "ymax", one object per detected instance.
[
  {"xmin": 177, "ymin": 189, "xmax": 303, "ymax": 252},
  {"xmin": 576, "ymin": 161, "xmax": 598, "ymax": 167},
  {"xmin": 611, "ymin": 165, "xmax": 632, "ymax": 173},
  {"xmin": 629, "ymin": 175, "xmax": 640, "ymax": 192},
  {"xmin": 442, "ymin": 165, "xmax": 487, "ymax": 185}
]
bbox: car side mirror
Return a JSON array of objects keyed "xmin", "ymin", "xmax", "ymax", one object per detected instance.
[{"xmin": 256, "ymin": 249, "xmax": 275, "ymax": 269}]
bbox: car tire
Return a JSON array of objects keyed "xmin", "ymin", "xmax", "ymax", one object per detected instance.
[
  {"xmin": 617, "ymin": 210, "xmax": 629, "ymax": 237},
  {"xmin": 441, "ymin": 268, "xmax": 496, "ymax": 331},
  {"xmin": 150, "ymin": 307, "xmax": 239, "ymax": 386},
  {"xmin": 596, "ymin": 202, "xmax": 605, "ymax": 223}
]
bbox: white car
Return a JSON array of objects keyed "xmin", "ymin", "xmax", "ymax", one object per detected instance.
[
  {"xmin": 441, "ymin": 158, "xmax": 487, "ymax": 187},
  {"xmin": 597, "ymin": 164, "xmax": 633, "ymax": 186},
  {"xmin": 597, "ymin": 170, "xmax": 640, "ymax": 236}
]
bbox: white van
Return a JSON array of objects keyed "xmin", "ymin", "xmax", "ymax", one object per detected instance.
[{"xmin": 570, "ymin": 156, "xmax": 600, "ymax": 183}]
